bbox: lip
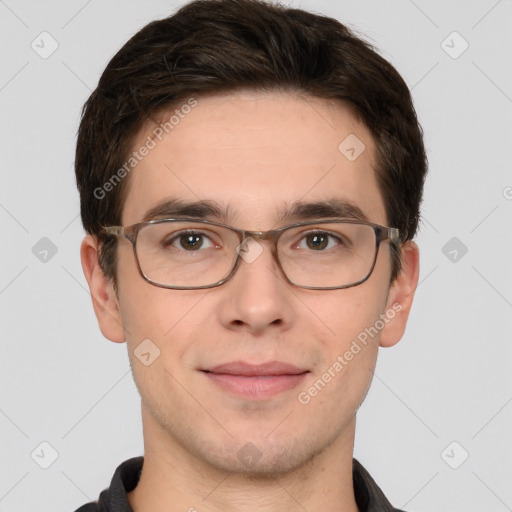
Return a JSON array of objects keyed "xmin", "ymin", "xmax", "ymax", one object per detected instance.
[
  {"xmin": 201, "ymin": 361, "xmax": 309, "ymax": 400},
  {"xmin": 204, "ymin": 361, "xmax": 308, "ymax": 376}
]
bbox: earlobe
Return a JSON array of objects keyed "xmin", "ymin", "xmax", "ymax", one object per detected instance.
[
  {"xmin": 80, "ymin": 235, "xmax": 126, "ymax": 343},
  {"xmin": 379, "ymin": 241, "xmax": 420, "ymax": 348}
]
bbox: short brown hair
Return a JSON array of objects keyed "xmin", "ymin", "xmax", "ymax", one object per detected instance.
[{"xmin": 75, "ymin": 0, "xmax": 427, "ymax": 287}]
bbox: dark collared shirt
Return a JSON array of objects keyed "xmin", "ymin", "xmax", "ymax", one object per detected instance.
[{"xmin": 74, "ymin": 456, "xmax": 405, "ymax": 512}]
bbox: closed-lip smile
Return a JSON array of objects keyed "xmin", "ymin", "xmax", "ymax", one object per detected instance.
[
  {"xmin": 201, "ymin": 361, "xmax": 310, "ymax": 399},
  {"xmin": 203, "ymin": 360, "xmax": 309, "ymax": 376}
]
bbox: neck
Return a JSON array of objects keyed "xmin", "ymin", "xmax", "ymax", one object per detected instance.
[{"xmin": 128, "ymin": 406, "xmax": 360, "ymax": 512}]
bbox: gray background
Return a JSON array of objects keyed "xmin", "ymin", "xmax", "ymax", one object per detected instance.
[{"xmin": 1, "ymin": 0, "xmax": 511, "ymax": 511}]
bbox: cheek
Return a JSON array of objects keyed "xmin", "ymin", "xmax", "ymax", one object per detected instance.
[
  {"xmin": 119, "ymin": 287, "xmax": 203, "ymax": 403},
  {"xmin": 308, "ymin": 283, "xmax": 390, "ymax": 349},
  {"xmin": 116, "ymin": 244, "xmax": 190, "ymax": 340},
  {"xmin": 297, "ymin": 283, "xmax": 389, "ymax": 403},
  {"xmin": 120, "ymin": 286, "xmax": 200, "ymax": 343},
  {"xmin": 118, "ymin": 278, "xmax": 216, "ymax": 389},
  {"xmin": 295, "ymin": 315, "xmax": 380, "ymax": 431}
]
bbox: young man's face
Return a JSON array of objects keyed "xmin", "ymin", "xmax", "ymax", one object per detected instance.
[{"xmin": 83, "ymin": 90, "xmax": 418, "ymax": 476}]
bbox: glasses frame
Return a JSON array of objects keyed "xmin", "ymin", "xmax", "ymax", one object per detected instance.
[{"xmin": 103, "ymin": 218, "xmax": 401, "ymax": 291}]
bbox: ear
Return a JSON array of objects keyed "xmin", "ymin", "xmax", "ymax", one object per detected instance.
[
  {"xmin": 80, "ymin": 235, "xmax": 126, "ymax": 343},
  {"xmin": 379, "ymin": 241, "xmax": 420, "ymax": 348}
]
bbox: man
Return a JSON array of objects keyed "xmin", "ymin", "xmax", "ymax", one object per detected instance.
[{"xmin": 74, "ymin": 0, "xmax": 426, "ymax": 510}]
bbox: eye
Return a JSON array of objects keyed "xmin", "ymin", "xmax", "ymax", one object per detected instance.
[
  {"xmin": 297, "ymin": 231, "xmax": 342, "ymax": 251},
  {"xmin": 164, "ymin": 231, "xmax": 218, "ymax": 251}
]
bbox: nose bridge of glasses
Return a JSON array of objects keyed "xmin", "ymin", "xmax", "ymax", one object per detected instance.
[
  {"xmin": 233, "ymin": 229, "xmax": 282, "ymax": 271},
  {"xmin": 239, "ymin": 229, "xmax": 282, "ymax": 253}
]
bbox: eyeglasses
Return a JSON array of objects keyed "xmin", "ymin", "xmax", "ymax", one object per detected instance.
[{"xmin": 103, "ymin": 218, "xmax": 401, "ymax": 290}]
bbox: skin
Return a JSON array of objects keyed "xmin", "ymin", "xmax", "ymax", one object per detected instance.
[{"xmin": 81, "ymin": 90, "xmax": 419, "ymax": 512}]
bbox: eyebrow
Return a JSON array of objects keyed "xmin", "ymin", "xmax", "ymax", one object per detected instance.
[{"xmin": 141, "ymin": 197, "xmax": 368, "ymax": 224}]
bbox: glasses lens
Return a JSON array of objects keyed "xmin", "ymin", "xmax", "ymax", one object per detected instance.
[
  {"xmin": 136, "ymin": 221, "xmax": 240, "ymax": 287},
  {"xmin": 134, "ymin": 220, "xmax": 378, "ymax": 289},
  {"xmin": 277, "ymin": 222, "xmax": 377, "ymax": 288}
]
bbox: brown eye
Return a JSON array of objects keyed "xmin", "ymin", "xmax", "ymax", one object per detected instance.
[
  {"xmin": 179, "ymin": 234, "xmax": 204, "ymax": 250},
  {"xmin": 296, "ymin": 231, "xmax": 341, "ymax": 251},
  {"xmin": 306, "ymin": 233, "xmax": 329, "ymax": 250},
  {"xmin": 162, "ymin": 230, "xmax": 217, "ymax": 251}
]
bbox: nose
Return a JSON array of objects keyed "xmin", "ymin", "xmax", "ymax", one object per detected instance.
[{"xmin": 217, "ymin": 237, "xmax": 295, "ymax": 335}]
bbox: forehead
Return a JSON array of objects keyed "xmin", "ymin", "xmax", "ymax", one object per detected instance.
[{"xmin": 122, "ymin": 90, "xmax": 386, "ymax": 228}]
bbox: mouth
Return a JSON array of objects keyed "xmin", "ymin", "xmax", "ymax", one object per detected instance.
[{"xmin": 200, "ymin": 361, "xmax": 310, "ymax": 399}]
